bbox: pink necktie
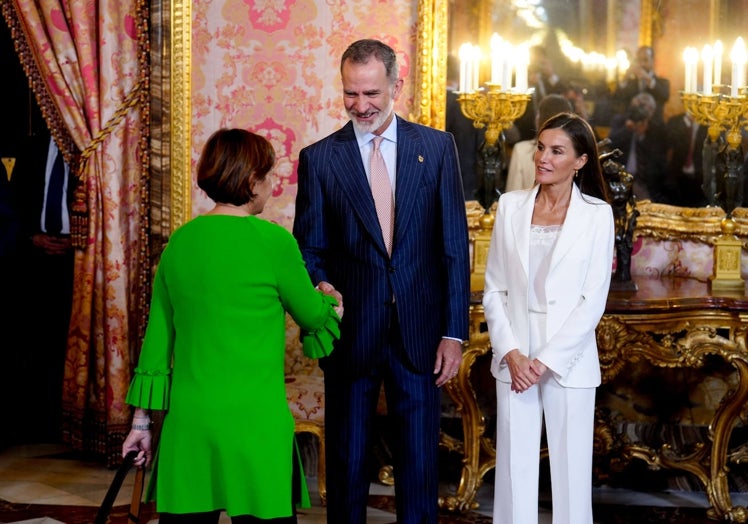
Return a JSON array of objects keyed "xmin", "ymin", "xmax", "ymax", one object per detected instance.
[{"xmin": 370, "ymin": 136, "xmax": 394, "ymax": 254}]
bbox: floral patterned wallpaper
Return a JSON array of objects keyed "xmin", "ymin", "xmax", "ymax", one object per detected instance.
[
  {"xmin": 189, "ymin": 0, "xmax": 418, "ymax": 374},
  {"xmin": 190, "ymin": 0, "xmax": 417, "ymax": 230}
]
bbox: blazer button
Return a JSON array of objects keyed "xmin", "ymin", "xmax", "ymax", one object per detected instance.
[{"xmin": 388, "ymin": 265, "xmax": 395, "ymax": 273}]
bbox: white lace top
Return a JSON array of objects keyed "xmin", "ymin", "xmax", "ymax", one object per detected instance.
[{"xmin": 529, "ymin": 224, "xmax": 562, "ymax": 312}]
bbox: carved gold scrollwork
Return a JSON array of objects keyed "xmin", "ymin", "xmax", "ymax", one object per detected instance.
[
  {"xmin": 635, "ymin": 202, "xmax": 748, "ymax": 247},
  {"xmin": 596, "ymin": 313, "xmax": 748, "ymax": 522},
  {"xmin": 448, "ymin": 296, "xmax": 748, "ymax": 520},
  {"xmin": 597, "ymin": 316, "xmax": 742, "ymax": 380},
  {"xmin": 455, "ymin": 88, "xmax": 532, "ymax": 147},
  {"xmin": 439, "ymin": 304, "xmax": 494, "ymax": 512}
]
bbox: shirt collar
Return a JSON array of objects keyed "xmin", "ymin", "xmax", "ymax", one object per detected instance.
[{"xmin": 354, "ymin": 114, "xmax": 398, "ymax": 147}]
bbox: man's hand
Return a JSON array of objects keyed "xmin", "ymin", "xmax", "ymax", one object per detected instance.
[
  {"xmin": 434, "ymin": 338, "xmax": 462, "ymax": 387},
  {"xmin": 317, "ymin": 280, "xmax": 344, "ymax": 318},
  {"xmin": 32, "ymin": 233, "xmax": 71, "ymax": 256}
]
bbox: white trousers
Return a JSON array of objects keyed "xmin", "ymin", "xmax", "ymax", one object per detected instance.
[{"xmin": 493, "ymin": 311, "xmax": 596, "ymax": 524}]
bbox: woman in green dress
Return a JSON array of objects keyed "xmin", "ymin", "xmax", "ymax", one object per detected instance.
[{"xmin": 121, "ymin": 128, "xmax": 342, "ymax": 523}]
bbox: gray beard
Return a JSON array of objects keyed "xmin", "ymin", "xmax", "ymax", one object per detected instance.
[{"xmin": 349, "ymin": 102, "xmax": 394, "ymax": 135}]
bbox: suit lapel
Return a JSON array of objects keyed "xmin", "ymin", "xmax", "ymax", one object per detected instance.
[
  {"xmin": 510, "ymin": 186, "xmax": 537, "ymax": 279},
  {"xmin": 549, "ymin": 184, "xmax": 586, "ymax": 272},
  {"xmin": 330, "ymin": 122, "xmax": 389, "ymax": 255},
  {"xmin": 392, "ymin": 117, "xmax": 421, "ymax": 249}
]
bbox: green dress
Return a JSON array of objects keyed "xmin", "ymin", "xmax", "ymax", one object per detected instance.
[{"xmin": 125, "ymin": 215, "xmax": 339, "ymax": 518}]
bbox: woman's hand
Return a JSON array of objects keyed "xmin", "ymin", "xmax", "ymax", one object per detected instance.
[
  {"xmin": 122, "ymin": 428, "xmax": 153, "ymax": 468},
  {"xmin": 122, "ymin": 409, "xmax": 153, "ymax": 468},
  {"xmin": 317, "ymin": 280, "xmax": 344, "ymax": 319},
  {"xmin": 504, "ymin": 349, "xmax": 543, "ymax": 393},
  {"xmin": 532, "ymin": 358, "xmax": 548, "ymax": 377}
]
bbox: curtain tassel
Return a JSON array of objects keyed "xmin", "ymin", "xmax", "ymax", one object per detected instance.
[{"xmin": 70, "ymin": 181, "xmax": 88, "ymax": 249}]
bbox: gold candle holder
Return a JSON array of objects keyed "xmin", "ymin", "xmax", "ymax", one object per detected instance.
[
  {"xmin": 456, "ymin": 85, "xmax": 532, "ymax": 214},
  {"xmin": 680, "ymin": 88, "xmax": 748, "ymax": 291},
  {"xmin": 681, "ymin": 88, "xmax": 748, "ymax": 148},
  {"xmin": 456, "ymin": 84, "xmax": 532, "ymax": 147}
]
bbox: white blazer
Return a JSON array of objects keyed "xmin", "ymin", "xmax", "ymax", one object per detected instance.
[{"xmin": 482, "ymin": 183, "xmax": 614, "ymax": 388}]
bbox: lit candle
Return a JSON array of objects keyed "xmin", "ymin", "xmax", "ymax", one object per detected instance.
[
  {"xmin": 616, "ymin": 50, "xmax": 629, "ymax": 83},
  {"xmin": 459, "ymin": 43, "xmax": 470, "ymax": 93},
  {"xmin": 515, "ymin": 44, "xmax": 529, "ymax": 92},
  {"xmin": 606, "ymin": 57, "xmax": 616, "ymax": 84},
  {"xmin": 471, "ymin": 44, "xmax": 481, "ymax": 93},
  {"xmin": 490, "ymin": 33, "xmax": 502, "ymax": 85},
  {"xmin": 682, "ymin": 49, "xmax": 691, "ymax": 92},
  {"xmin": 683, "ymin": 47, "xmax": 698, "ymax": 92},
  {"xmin": 713, "ymin": 40, "xmax": 723, "ymax": 86},
  {"xmin": 502, "ymin": 41, "xmax": 513, "ymax": 90},
  {"xmin": 702, "ymin": 44, "xmax": 713, "ymax": 94},
  {"xmin": 466, "ymin": 45, "xmax": 474, "ymax": 92},
  {"xmin": 688, "ymin": 47, "xmax": 699, "ymax": 93},
  {"xmin": 730, "ymin": 37, "xmax": 746, "ymax": 97}
]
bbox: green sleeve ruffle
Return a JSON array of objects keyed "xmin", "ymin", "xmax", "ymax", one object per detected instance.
[
  {"xmin": 302, "ymin": 294, "xmax": 341, "ymax": 359},
  {"xmin": 125, "ymin": 367, "xmax": 172, "ymax": 410}
]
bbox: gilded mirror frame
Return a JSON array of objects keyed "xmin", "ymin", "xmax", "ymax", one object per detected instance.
[
  {"xmin": 411, "ymin": 0, "xmax": 658, "ymax": 131},
  {"xmin": 168, "ymin": 0, "xmax": 654, "ymax": 227},
  {"xmin": 411, "ymin": 0, "xmax": 748, "ymax": 241},
  {"xmin": 168, "ymin": 0, "xmax": 746, "ymax": 240}
]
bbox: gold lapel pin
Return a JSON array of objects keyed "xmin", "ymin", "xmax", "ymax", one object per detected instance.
[{"xmin": 418, "ymin": 155, "xmax": 424, "ymax": 163}]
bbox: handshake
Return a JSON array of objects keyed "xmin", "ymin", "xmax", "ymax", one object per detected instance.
[{"xmin": 317, "ymin": 281, "xmax": 344, "ymax": 319}]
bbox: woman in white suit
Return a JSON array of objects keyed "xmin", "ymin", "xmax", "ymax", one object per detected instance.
[{"xmin": 483, "ymin": 112, "xmax": 614, "ymax": 524}]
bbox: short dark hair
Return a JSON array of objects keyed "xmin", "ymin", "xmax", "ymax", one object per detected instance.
[
  {"xmin": 537, "ymin": 94, "xmax": 573, "ymax": 128},
  {"xmin": 638, "ymin": 45, "xmax": 654, "ymax": 60},
  {"xmin": 626, "ymin": 92, "xmax": 656, "ymax": 122},
  {"xmin": 196, "ymin": 128, "xmax": 275, "ymax": 206},
  {"xmin": 626, "ymin": 104, "xmax": 651, "ymax": 123},
  {"xmin": 341, "ymin": 39, "xmax": 399, "ymax": 84}
]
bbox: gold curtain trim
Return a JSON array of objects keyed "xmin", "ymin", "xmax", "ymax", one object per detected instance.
[
  {"xmin": 78, "ymin": 78, "xmax": 147, "ymax": 168},
  {"xmin": 2, "ymin": 2, "xmax": 147, "ymax": 249},
  {"xmin": 1, "ymin": 2, "xmax": 77, "ymax": 161}
]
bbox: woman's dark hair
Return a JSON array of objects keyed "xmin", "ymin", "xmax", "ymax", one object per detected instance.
[
  {"xmin": 538, "ymin": 112, "xmax": 610, "ymax": 203},
  {"xmin": 196, "ymin": 128, "xmax": 275, "ymax": 206}
]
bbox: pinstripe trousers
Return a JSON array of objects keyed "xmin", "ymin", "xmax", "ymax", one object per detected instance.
[{"xmin": 323, "ymin": 306, "xmax": 442, "ymax": 524}]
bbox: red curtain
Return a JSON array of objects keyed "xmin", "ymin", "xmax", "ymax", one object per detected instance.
[{"xmin": 2, "ymin": 0, "xmax": 151, "ymax": 465}]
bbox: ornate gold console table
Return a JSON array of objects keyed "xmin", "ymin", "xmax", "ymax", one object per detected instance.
[{"xmin": 440, "ymin": 277, "xmax": 748, "ymax": 522}]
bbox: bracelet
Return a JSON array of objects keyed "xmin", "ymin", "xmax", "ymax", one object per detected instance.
[{"xmin": 132, "ymin": 422, "xmax": 152, "ymax": 431}]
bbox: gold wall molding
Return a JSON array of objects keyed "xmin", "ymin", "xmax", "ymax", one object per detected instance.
[
  {"xmin": 411, "ymin": 0, "xmax": 447, "ymax": 129},
  {"xmin": 635, "ymin": 201, "xmax": 748, "ymax": 245},
  {"xmin": 170, "ymin": 0, "xmax": 192, "ymax": 231},
  {"xmin": 639, "ymin": 0, "xmax": 653, "ymax": 46}
]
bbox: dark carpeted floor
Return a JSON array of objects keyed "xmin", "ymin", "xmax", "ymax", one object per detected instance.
[
  {"xmin": 0, "ymin": 496, "xmax": 717, "ymax": 523},
  {"xmin": 0, "ymin": 498, "xmax": 158, "ymax": 524},
  {"xmin": 590, "ymin": 505, "xmax": 714, "ymax": 523}
]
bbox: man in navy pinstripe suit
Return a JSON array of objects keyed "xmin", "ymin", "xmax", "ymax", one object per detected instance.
[{"xmin": 293, "ymin": 39, "xmax": 470, "ymax": 524}]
